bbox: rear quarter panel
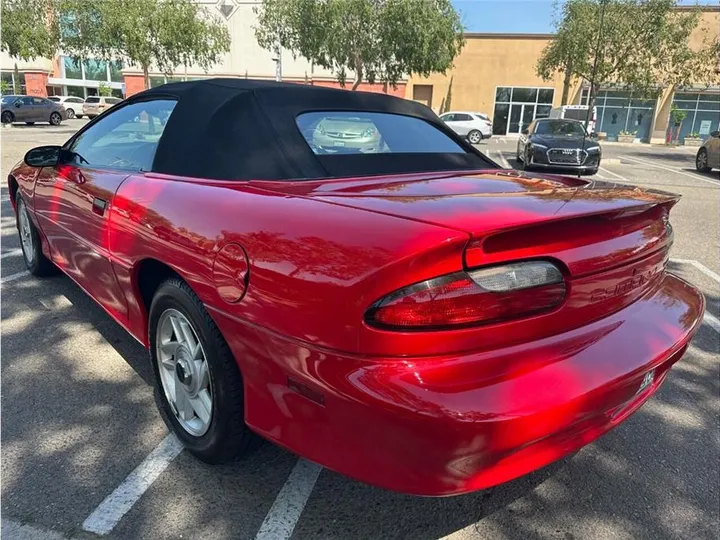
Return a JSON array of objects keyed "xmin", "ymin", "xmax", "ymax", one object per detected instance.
[{"xmin": 108, "ymin": 173, "xmax": 469, "ymax": 353}]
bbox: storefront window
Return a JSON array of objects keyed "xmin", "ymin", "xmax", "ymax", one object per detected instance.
[
  {"xmin": 538, "ymin": 89, "xmax": 554, "ymax": 104},
  {"xmin": 66, "ymin": 86, "xmax": 85, "ymax": 98},
  {"xmin": 492, "ymin": 87, "xmax": 555, "ymax": 134},
  {"xmin": 84, "ymin": 59, "xmax": 108, "ymax": 81},
  {"xmin": 109, "ymin": 61, "xmax": 124, "ymax": 83},
  {"xmin": 149, "ymin": 76, "xmax": 166, "ymax": 88},
  {"xmin": 671, "ymin": 92, "xmax": 720, "ymax": 142},
  {"xmin": 511, "ymin": 88, "xmax": 537, "ymax": 103},
  {"xmin": 495, "ymin": 87, "xmax": 511, "ymax": 103},
  {"xmin": 63, "ymin": 57, "xmax": 82, "ymax": 79}
]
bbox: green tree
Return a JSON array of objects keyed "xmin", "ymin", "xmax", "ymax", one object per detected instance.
[
  {"xmin": 536, "ymin": 0, "xmax": 719, "ymax": 128},
  {"xmin": 59, "ymin": 0, "xmax": 231, "ymax": 90},
  {"xmin": 254, "ymin": 0, "xmax": 465, "ymax": 90},
  {"xmin": 1, "ymin": 0, "xmax": 60, "ymax": 93},
  {"xmin": 97, "ymin": 82, "xmax": 112, "ymax": 97},
  {"xmin": 442, "ymin": 76, "xmax": 454, "ymax": 113}
]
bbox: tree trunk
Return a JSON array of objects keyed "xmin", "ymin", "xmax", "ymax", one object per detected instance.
[
  {"xmin": 13, "ymin": 63, "xmax": 20, "ymax": 94},
  {"xmin": 143, "ymin": 65, "xmax": 150, "ymax": 91},
  {"xmin": 351, "ymin": 58, "xmax": 363, "ymax": 91},
  {"xmin": 560, "ymin": 61, "xmax": 573, "ymax": 106}
]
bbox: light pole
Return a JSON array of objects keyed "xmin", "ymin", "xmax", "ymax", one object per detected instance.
[{"xmin": 273, "ymin": 42, "xmax": 282, "ymax": 82}]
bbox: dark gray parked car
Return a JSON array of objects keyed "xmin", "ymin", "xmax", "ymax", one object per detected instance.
[{"xmin": 1, "ymin": 95, "xmax": 68, "ymax": 125}]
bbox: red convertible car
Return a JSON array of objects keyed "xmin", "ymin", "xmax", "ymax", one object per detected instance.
[{"xmin": 9, "ymin": 79, "xmax": 704, "ymax": 496}]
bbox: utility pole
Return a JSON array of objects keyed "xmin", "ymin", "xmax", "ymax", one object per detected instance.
[{"xmin": 585, "ymin": 0, "xmax": 608, "ymax": 132}]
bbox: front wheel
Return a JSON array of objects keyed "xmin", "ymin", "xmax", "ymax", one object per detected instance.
[
  {"xmin": 16, "ymin": 193, "xmax": 56, "ymax": 276},
  {"xmin": 696, "ymin": 148, "xmax": 711, "ymax": 173},
  {"xmin": 49, "ymin": 112, "xmax": 62, "ymax": 126},
  {"xmin": 2, "ymin": 111, "xmax": 14, "ymax": 124},
  {"xmin": 149, "ymin": 278, "xmax": 255, "ymax": 463},
  {"xmin": 467, "ymin": 130, "xmax": 482, "ymax": 144}
]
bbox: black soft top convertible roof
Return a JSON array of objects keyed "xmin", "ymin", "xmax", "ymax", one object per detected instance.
[{"xmin": 139, "ymin": 78, "xmax": 494, "ymax": 181}]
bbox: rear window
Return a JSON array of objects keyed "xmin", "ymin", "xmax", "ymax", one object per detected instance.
[
  {"xmin": 48, "ymin": 96, "xmax": 61, "ymax": 102},
  {"xmin": 85, "ymin": 97, "xmax": 100, "ymax": 103},
  {"xmin": 296, "ymin": 111, "xmax": 464, "ymax": 155},
  {"xmin": 106, "ymin": 98, "xmax": 121, "ymax": 104}
]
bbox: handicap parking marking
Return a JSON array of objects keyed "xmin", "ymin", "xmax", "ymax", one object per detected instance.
[{"xmin": 82, "ymin": 434, "xmax": 184, "ymax": 536}]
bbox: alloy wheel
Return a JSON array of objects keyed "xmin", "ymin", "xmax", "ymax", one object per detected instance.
[
  {"xmin": 696, "ymin": 150, "xmax": 708, "ymax": 171},
  {"xmin": 18, "ymin": 199, "xmax": 35, "ymax": 265},
  {"xmin": 50, "ymin": 112, "xmax": 61, "ymax": 126},
  {"xmin": 468, "ymin": 131, "xmax": 482, "ymax": 144},
  {"xmin": 67, "ymin": 108, "xmax": 75, "ymax": 119},
  {"xmin": 1, "ymin": 111, "xmax": 13, "ymax": 124},
  {"xmin": 155, "ymin": 309, "xmax": 213, "ymax": 436}
]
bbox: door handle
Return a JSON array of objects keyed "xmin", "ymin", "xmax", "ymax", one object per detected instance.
[{"xmin": 92, "ymin": 197, "xmax": 108, "ymax": 216}]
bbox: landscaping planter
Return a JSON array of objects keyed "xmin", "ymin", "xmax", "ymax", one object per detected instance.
[
  {"xmin": 683, "ymin": 137, "xmax": 702, "ymax": 147},
  {"xmin": 617, "ymin": 135, "xmax": 635, "ymax": 143}
]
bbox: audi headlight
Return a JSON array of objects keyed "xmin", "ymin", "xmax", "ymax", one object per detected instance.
[
  {"xmin": 585, "ymin": 145, "xmax": 601, "ymax": 152},
  {"xmin": 530, "ymin": 143, "xmax": 548, "ymax": 150}
]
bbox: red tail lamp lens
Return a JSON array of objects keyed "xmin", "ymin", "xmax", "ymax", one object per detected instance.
[{"xmin": 366, "ymin": 261, "xmax": 566, "ymax": 330}]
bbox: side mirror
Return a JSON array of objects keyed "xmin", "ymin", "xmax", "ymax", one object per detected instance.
[
  {"xmin": 711, "ymin": 130, "xmax": 720, "ymax": 138},
  {"xmin": 14, "ymin": 102, "xmax": 22, "ymax": 108},
  {"xmin": 590, "ymin": 132, "xmax": 598, "ymax": 139},
  {"xmin": 521, "ymin": 128, "xmax": 529, "ymax": 135},
  {"xmin": 24, "ymin": 145, "xmax": 61, "ymax": 168}
]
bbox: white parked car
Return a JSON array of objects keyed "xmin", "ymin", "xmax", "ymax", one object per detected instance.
[
  {"xmin": 439, "ymin": 111, "xmax": 493, "ymax": 144},
  {"xmin": 695, "ymin": 130, "xmax": 720, "ymax": 173},
  {"xmin": 47, "ymin": 95, "xmax": 86, "ymax": 119}
]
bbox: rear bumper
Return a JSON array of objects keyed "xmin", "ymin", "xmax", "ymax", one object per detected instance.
[{"xmin": 217, "ymin": 273, "xmax": 704, "ymax": 496}]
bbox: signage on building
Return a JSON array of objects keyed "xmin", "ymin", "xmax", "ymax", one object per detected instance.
[{"xmin": 699, "ymin": 120, "xmax": 712, "ymax": 135}]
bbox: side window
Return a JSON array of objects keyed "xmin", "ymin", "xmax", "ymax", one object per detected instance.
[
  {"xmin": 66, "ymin": 99, "xmax": 177, "ymax": 171},
  {"xmin": 443, "ymin": 114, "xmax": 455, "ymax": 122},
  {"xmin": 457, "ymin": 114, "xmax": 472, "ymax": 121},
  {"xmin": 20, "ymin": 97, "xmax": 34, "ymax": 106},
  {"xmin": 32, "ymin": 97, "xmax": 47, "ymax": 105}
]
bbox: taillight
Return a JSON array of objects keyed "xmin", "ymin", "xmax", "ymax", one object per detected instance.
[{"xmin": 365, "ymin": 261, "xmax": 566, "ymax": 330}]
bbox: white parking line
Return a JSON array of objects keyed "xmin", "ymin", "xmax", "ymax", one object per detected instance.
[
  {"xmin": 671, "ymin": 259, "xmax": 720, "ymax": 284},
  {"xmin": 1, "ymin": 248, "xmax": 23, "ymax": 259},
  {"xmin": 82, "ymin": 434, "xmax": 183, "ymax": 536},
  {"xmin": 490, "ymin": 150, "xmax": 511, "ymax": 169},
  {"xmin": 620, "ymin": 155, "xmax": 720, "ymax": 187},
  {"xmin": 254, "ymin": 459, "xmax": 322, "ymax": 540},
  {"xmin": 0, "ymin": 270, "xmax": 30, "ymax": 285},
  {"xmin": 599, "ymin": 166, "xmax": 633, "ymax": 183},
  {"xmin": 703, "ymin": 311, "xmax": 720, "ymax": 334}
]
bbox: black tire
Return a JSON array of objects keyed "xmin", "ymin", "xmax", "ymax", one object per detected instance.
[
  {"xmin": 2, "ymin": 111, "xmax": 14, "ymax": 124},
  {"xmin": 88, "ymin": 115, "xmax": 97, "ymax": 119},
  {"xmin": 76, "ymin": 114, "xmax": 83, "ymax": 119},
  {"xmin": 49, "ymin": 112, "xmax": 62, "ymax": 126},
  {"xmin": 25, "ymin": 122, "xmax": 35, "ymax": 125},
  {"xmin": 66, "ymin": 108, "xmax": 76, "ymax": 119},
  {"xmin": 519, "ymin": 148, "xmax": 531, "ymax": 171},
  {"xmin": 587, "ymin": 168, "xmax": 599, "ymax": 176},
  {"xmin": 467, "ymin": 130, "xmax": 483, "ymax": 144},
  {"xmin": 696, "ymin": 148, "xmax": 711, "ymax": 173},
  {"xmin": 149, "ymin": 278, "xmax": 255, "ymax": 463},
  {"xmin": 15, "ymin": 192, "xmax": 57, "ymax": 276}
]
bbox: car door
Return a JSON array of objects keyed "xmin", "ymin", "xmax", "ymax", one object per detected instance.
[
  {"xmin": 452, "ymin": 113, "xmax": 475, "ymax": 136},
  {"xmin": 14, "ymin": 97, "xmax": 35, "ymax": 121},
  {"xmin": 32, "ymin": 97, "xmax": 53, "ymax": 122},
  {"xmin": 33, "ymin": 98, "xmax": 178, "ymax": 324}
]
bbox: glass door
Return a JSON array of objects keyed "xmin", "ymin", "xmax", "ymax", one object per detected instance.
[
  {"xmin": 508, "ymin": 104, "xmax": 523, "ymax": 133},
  {"xmin": 521, "ymin": 105, "xmax": 535, "ymax": 133}
]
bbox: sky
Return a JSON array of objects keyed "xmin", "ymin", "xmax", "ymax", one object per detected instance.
[{"xmin": 452, "ymin": 0, "xmax": 718, "ymax": 34}]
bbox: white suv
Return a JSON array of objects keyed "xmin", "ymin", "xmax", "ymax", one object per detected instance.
[
  {"xmin": 47, "ymin": 95, "xmax": 86, "ymax": 119},
  {"xmin": 439, "ymin": 111, "xmax": 493, "ymax": 144}
]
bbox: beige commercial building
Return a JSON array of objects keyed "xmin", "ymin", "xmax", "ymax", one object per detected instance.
[{"xmin": 406, "ymin": 6, "xmax": 720, "ymax": 143}]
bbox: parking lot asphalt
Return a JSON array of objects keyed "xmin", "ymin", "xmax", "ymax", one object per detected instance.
[{"xmin": 1, "ymin": 124, "xmax": 719, "ymax": 540}]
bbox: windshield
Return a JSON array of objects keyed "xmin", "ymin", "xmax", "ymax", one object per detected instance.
[
  {"xmin": 1, "ymin": 96, "xmax": 19, "ymax": 105},
  {"xmin": 535, "ymin": 120, "xmax": 586, "ymax": 136}
]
